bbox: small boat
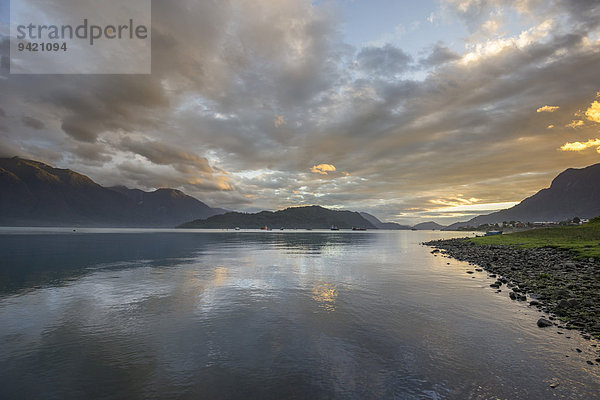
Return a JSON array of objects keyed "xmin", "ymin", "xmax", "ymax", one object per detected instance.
[
  {"xmin": 411, "ymin": 228, "xmax": 418, "ymax": 231},
  {"xmin": 330, "ymin": 225, "xmax": 340, "ymax": 231},
  {"xmin": 260, "ymin": 226, "xmax": 268, "ymax": 230},
  {"xmin": 485, "ymin": 230, "xmax": 503, "ymax": 236},
  {"xmin": 280, "ymin": 227, "xmax": 284, "ymax": 230},
  {"xmin": 234, "ymin": 227, "xmax": 240, "ymax": 230},
  {"xmin": 352, "ymin": 227, "xmax": 367, "ymax": 231}
]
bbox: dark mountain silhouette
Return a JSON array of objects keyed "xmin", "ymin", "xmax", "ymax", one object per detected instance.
[
  {"xmin": 179, "ymin": 205, "xmax": 377, "ymax": 229},
  {"xmin": 0, "ymin": 157, "xmax": 226, "ymax": 227},
  {"xmin": 412, "ymin": 221, "xmax": 446, "ymax": 230},
  {"xmin": 108, "ymin": 186, "xmax": 228, "ymax": 227},
  {"xmin": 359, "ymin": 212, "xmax": 411, "ymax": 230},
  {"xmin": 445, "ymin": 163, "xmax": 600, "ymax": 230}
]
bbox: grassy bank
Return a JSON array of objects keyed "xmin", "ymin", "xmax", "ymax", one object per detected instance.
[{"xmin": 472, "ymin": 218, "xmax": 600, "ymax": 258}]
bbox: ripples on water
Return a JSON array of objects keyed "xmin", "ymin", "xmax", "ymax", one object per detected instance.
[{"xmin": 0, "ymin": 229, "xmax": 599, "ymax": 399}]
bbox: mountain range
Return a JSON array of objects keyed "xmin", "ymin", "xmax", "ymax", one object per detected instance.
[
  {"xmin": 0, "ymin": 157, "xmax": 227, "ymax": 227},
  {"xmin": 2, "ymin": 157, "xmax": 599, "ymax": 229},
  {"xmin": 412, "ymin": 221, "xmax": 446, "ymax": 230},
  {"xmin": 446, "ymin": 163, "xmax": 600, "ymax": 229},
  {"xmin": 359, "ymin": 212, "xmax": 412, "ymax": 230},
  {"xmin": 179, "ymin": 206, "xmax": 377, "ymax": 229}
]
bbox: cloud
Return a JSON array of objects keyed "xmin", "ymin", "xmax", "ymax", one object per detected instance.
[
  {"xmin": 274, "ymin": 115, "xmax": 286, "ymax": 128},
  {"xmin": 420, "ymin": 43, "xmax": 461, "ymax": 67},
  {"xmin": 0, "ymin": 37, "xmax": 7, "ymax": 73},
  {"xmin": 54, "ymin": 76, "xmax": 169, "ymax": 142},
  {"xmin": 565, "ymin": 120, "xmax": 584, "ymax": 128},
  {"xmin": 119, "ymin": 136, "xmax": 213, "ymax": 175},
  {"xmin": 560, "ymin": 138, "xmax": 600, "ymax": 153},
  {"xmin": 355, "ymin": 44, "xmax": 412, "ymax": 77},
  {"xmin": 0, "ymin": 140, "xmax": 20, "ymax": 158},
  {"xmin": 585, "ymin": 100, "xmax": 600, "ymax": 123},
  {"xmin": 536, "ymin": 105, "xmax": 559, "ymax": 113},
  {"xmin": 21, "ymin": 116, "xmax": 45, "ymax": 130},
  {"xmin": 460, "ymin": 18, "xmax": 555, "ymax": 64},
  {"xmin": 428, "ymin": 200, "xmax": 520, "ymax": 214},
  {"xmin": 444, "ymin": 0, "xmax": 541, "ymax": 31},
  {"xmin": 444, "ymin": 0, "xmax": 600, "ymax": 31},
  {"xmin": 310, "ymin": 164, "xmax": 336, "ymax": 175},
  {"xmin": 111, "ymin": 158, "xmax": 234, "ymax": 194},
  {"xmin": 1, "ymin": 0, "xmax": 600, "ymax": 223}
]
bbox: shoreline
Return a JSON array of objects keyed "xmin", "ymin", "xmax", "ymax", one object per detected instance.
[{"xmin": 425, "ymin": 237, "xmax": 600, "ymax": 343}]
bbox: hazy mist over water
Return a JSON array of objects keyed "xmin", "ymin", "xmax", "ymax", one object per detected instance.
[{"xmin": 1, "ymin": 230, "xmax": 599, "ymax": 399}]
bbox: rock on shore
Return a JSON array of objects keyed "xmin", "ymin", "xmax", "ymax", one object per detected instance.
[{"xmin": 425, "ymin": 238, "xmax": 600, "ymax": 339}]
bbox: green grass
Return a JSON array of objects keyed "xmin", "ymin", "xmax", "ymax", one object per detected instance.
[{"xmin": 471, "ymin": 220, "xmax": 600, "ymax": 258}]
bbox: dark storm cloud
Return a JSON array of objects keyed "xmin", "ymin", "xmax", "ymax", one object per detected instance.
[
  {"xmin": 67, "ymin": 142, "xmax": 113, "ymax": 165},
  {"xmin": 48, "ymin": 75, "xmax": 169, "ymax": 142},
  {"xmin": 0, "ymin": 0, "xmax": 344, "ymax": 191},
  {"xmin": 60, "ymin": 117, "xmax": 99, "ymax": 143},
  {"xmin": 119, "ymin": 136, "xmax": 213, "ymax": 175},
  {"xmin": 21, "ymin": 116, "xmax": 45, "ymax": 130}
]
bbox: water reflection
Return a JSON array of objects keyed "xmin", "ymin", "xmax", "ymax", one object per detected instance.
[
  {"xmin": 0, "ymin": 230, "xmax": 598, "ymax": 399},
  {"xmin": 311, "ymin": 283, "xmax": 338, "ymax": 312},
  {"xmin": 0, "ymin": 231, "xmax": 374, "ymax": 296},
  {"xmin": 212, "ymin": 266, "xmax": 229, "ymax": 287}
]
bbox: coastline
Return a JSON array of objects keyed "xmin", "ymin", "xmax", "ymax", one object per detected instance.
[{"xmin": 425, "ymin": 237, "xmax": 600, "ymax": 343}]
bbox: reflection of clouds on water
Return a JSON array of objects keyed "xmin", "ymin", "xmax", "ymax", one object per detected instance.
[
  {"xmin": 1, "ymin": 231, "xmax": 600, "ymax": 398},
  {"xmin": 0, "ymin": 231, "xmax": 598, "ymax": 398},
  {"xmin": 213, "ymin": 266, "xmax": 228, "ymax": 287},
  {"xmin": 312, "ymin": 283, "xmax": 337, "ymax": 312},
  {"xmin": 0, "ymin": 265, "xmax": 175, "ymax": 359}
]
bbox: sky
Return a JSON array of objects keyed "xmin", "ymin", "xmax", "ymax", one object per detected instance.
[{"xmin": 0, "ymin": 0, "xmax": 600, "ymax": 225}]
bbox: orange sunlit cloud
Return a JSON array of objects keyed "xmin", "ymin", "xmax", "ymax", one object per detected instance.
[
  {"xmin": 426, "ymin": 201, "xmax": 520, "ymax": 214},
  {"xmin": 566, "ymin": 120, "xmax": 584, "ymax": 128},
  {"xmin": 429, "ymin": 197, "xmax": 481, "ymax": 207},
  {"xmin": 560, "ymin": 138, "xmax": 600, "ymax": 153},
  {"xmin": 536, "ymin": 105, "xmax": 559, "ymax": 113},
  {"xmin": 585, "ymin": 101, "xmax": 600, "ymax": 123},
  {"xmin": 274, "ymin": 115, "xmax": 286, "ymax": 127},
  {"xmin": 310, "ymin": 164, "xmax": 336, "ymax": 175}
]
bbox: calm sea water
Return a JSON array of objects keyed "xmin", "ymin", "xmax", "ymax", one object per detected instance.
[{"xmin": 0, "ymin": 229, "xmax": 599, "ymax": 399}]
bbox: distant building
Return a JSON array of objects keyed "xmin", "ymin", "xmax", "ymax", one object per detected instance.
[{"xmin": 533, "ymin": 222, "xmax": 557, "ymax": 227}]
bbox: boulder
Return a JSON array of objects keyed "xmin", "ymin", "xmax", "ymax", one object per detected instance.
[{"xmin": 537, "ymin": 318, "xmax": 553, "ymax": 328}]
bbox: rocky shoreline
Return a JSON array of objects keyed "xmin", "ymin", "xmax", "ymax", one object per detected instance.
[{"xmin": 425, "ymin": 238, "xmax": 600, "ymax": 342}]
